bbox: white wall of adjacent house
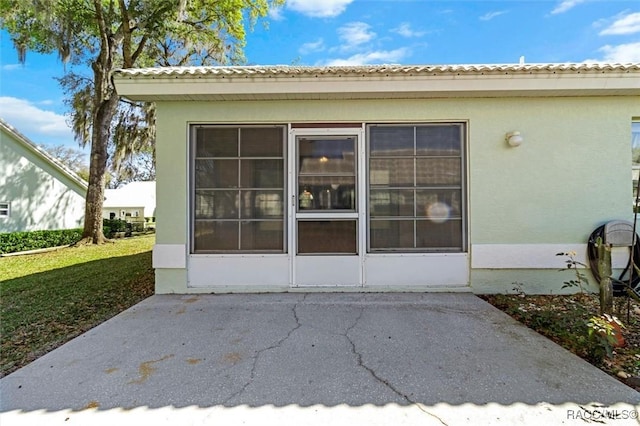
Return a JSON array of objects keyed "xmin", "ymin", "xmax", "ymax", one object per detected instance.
[
  {"xmin": 0, "ymin": 128, "xmax": 86, "ymax": 233},
  {"xmin": 103, "ymin": 208, "xmax": 144, "ymax": 220}
]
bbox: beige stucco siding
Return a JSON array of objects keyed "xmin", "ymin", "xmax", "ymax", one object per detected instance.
[
  {"xmin": 468, "ymin": 97, "xmax": 631, "ymax": 244},
  {"xmin": 156, "ymin": 96, "xmax": 632, "ymax": 241},
  {"xmin": 155, "ymin": 105, "xmax": 189, "ymax": 247},
  {"xmin": 151, "ymin": 95, "xmax": 634, "ymax": 293}
]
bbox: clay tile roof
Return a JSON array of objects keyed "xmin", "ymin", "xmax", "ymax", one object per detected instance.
[{"xmin": 114, "ymin": 63, "xmax": 640, "ymax": 78}]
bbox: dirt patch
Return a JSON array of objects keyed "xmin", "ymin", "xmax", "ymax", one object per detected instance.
[
  {"xmin": 222, "ymin": 352, "xmax": 242, "ymax": 365},
  {"xmin": 128, "ymin": 354, "xmax": 175, "ymax": 385}
]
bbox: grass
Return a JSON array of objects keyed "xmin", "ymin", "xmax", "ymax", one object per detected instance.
[
  {"xmin": 2, "ymin": 235, "xmax": 638, "ymax": 391},
  {"xmin": 0, "ymin": 235, "xmax": 155, "ymax": 377}
]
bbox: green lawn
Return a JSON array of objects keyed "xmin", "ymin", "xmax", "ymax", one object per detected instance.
[{"xmin": 0, "ymin": 235, "xmax": 155, "ymax": 377}]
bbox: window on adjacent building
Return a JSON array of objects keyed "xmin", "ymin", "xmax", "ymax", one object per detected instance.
[
  {"xmin": 367, "ymin": 124, "xmax": 466, "ymax": 252},
  {"xmin": 632, "ymin": 121, "xmax": 640, "ymax": 211},
  {"xmin": 191, "ymin": 125, "xmax": 286, "ymax": 253},
  {"xmin": 0, "ymin": 202, "xmax": 10, "ymax": 218}
]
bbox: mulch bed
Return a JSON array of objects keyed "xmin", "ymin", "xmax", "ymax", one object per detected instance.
[{"xmin": 481, "ymin": 293, "xmax": 640, "ymax": 391}]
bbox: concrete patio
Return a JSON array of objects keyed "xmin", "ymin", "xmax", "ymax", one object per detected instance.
[{"xmin": 1, "ymin": 293, "xmax": 638, "ymax": 425}]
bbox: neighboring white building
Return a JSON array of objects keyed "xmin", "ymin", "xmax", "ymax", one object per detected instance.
[
  {"xmin": 0, "ymin": 119, "xmax": 87, "ymax": 233},
  {"xmin": 103, "ymin": 181, "xmax": 156, "ymax": 221}
]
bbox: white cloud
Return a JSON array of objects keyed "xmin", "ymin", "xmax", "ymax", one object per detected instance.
[
  {"xmin": 392, "ymin": 23, "xmax": 426, "ymax": 38},
  {"xmin": 2, "ymin": 63, "xmax": 22, "ymax": 71},
  {"xmin": 299, "ymin": 38, "xmax": 325, "ymax": 55},
  {"xmin": 268, "ymin": 7, "xmax": 284, "ymax": 21},
  {"xmin": 0, "ymin": 97, "xmax": 74, "ymax": 144},
  {"xmin": 323, "ymin": 48, "xmax": 410, "ymax": 66},
  {"xmin": 338, "ymin": 22, "xmax": 376, "ymax": 50},
  {"xmin": 480, "ymin": 11, "xmax": 508, "ymax": 21},
  {"xmin": 599, "ymin": 12, "xmax": 640, "ymax": 35},
  {"xmin": 584, "ymin": 42, "xmax": 640, "ymax": 62},
  {"xmin": 286, "ymin": 0, "xmax": 354, "ymax": 18},
  {"xmin": 551, "ymin": 0, "xmax": 586, "ymax": 15}
]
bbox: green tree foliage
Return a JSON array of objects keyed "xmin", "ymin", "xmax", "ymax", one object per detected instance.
[
  {"xmin": 108, "ymin": 147, "xmax": 155, "ymax": 188},
  {"xmin": 0, "ymin": 0, "xmax": 283, "ymax": 243}
]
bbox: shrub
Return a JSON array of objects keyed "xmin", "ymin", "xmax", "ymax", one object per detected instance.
[
  {"xmin": 0, "ymin": 229, "xmax": 83, "ymax": 254},
  {"xmin": 103, "ymin": 219, "xmax": 127, "ymax": 237},
  {"xmin": 130, "ymin": 221, "xmax": 145, "ymax": 233}
]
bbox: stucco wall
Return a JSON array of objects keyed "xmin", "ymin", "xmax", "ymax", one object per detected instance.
[
  {"xmin": 152, "ymin": 96, "xmax": 635, "ymax": 294},
  {"xmin": 0, "ymin": 130, "xmax": 86, "ymax": 233}
]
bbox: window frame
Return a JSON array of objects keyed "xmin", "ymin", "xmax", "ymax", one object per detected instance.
[
  {"xmin": 632, "ymin": 121, "xmax": 640, "ymax": 210},
  {"xmin": 0, "ymin": 202, "xmax": 10, "ymax": 218},
  {"xmin": 189, "ymin": 124, "xmax": 288, "ymax": 254},
  {"xmin": 366, "ymin": 123, "xmax": 467, "ymax": 253},
  {"xmin": 295, "ymin": 135, "xmax": 358, "ymax": 213}
]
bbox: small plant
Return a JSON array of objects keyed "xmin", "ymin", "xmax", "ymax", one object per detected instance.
[
  {"xmin": 586, "ymin": 314, "xmax": 625, "ymax": 361},
  {"xmin": 511, "ymin": 281, "xmax": 526, "ymax": 297},
  {"xmin": 556, "ymin": 251, "xmax": 590, "ymax": 293}
]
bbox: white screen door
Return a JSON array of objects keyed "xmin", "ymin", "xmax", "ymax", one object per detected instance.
[{"xmin": 290, "ymin": 128, "xmax": 364, "ymax": 286}]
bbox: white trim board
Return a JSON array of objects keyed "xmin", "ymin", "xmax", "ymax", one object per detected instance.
[
  {"xmin": 153, "ymin": 244, "xmax": 186, "ymax": 269},
  {"xmin": 365, "ymin": 253, "xmax": 469, "ymax": 287},
  {"xmin": 471, "ymin": 244, "xmax": 630, "ymax": 269},
  {"xmin": 188, "ymin": 255, "xmax": 289, "ymax": 287}
]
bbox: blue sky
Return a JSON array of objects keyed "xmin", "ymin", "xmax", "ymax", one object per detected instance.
[{"xmin": 1, "ymin": 0, "xmax": 639, "ymax": 155}]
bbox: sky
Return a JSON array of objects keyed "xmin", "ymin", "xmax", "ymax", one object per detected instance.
[{"xmin": 0, "ymin": 0, "xmax": 639, "ymax": 156}]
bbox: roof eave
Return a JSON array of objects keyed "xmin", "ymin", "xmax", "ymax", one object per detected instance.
[{"xmin": 114, "ymin": 70, "xmax": 640, "ymax": 102}]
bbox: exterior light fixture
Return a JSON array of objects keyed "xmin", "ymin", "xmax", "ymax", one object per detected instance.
[{"xmin": 506, "ymin": 131, "xmax": 523, "ymax": 147}]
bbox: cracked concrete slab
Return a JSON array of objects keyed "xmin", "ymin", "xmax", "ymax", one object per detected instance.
[{"xmin": 1, "ymin": 293, "xmax": 638, "ymax": 425}]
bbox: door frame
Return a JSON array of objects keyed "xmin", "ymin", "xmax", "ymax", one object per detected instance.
[{"xmin": 288, "ymin": 125, "xmax": 366, "ymax": 287}]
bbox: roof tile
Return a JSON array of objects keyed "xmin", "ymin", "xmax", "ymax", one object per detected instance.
[{"xmin": 114, "ymin": 63, "xmax": 640, "ymax": 78}]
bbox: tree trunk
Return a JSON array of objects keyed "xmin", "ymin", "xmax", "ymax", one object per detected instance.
[
  {"xmin": 81, "ymin": 12, "xmax": 119, "ymax": 244},
  {"xmin": 81, "ymin": 97, "xmax": 118, "ymax": 243},
  {"xmin": 597, "ymin": 240, "xmax": 613, "ymax": 315}
]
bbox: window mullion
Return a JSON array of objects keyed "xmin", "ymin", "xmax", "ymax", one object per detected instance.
[
  {"xmin": 413, "ymin": 125, "xmax": 418, "ymax": 247},
  {"xmin": 237, "ymin": 128, "xmax": 242, "ymax": 250}
]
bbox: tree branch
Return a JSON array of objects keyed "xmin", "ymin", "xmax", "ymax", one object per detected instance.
[
  {"xmin": 130, "ymin": 35, "xmax": 147, "ymax": 64},
  {"xmin": 117, "ymin": 0, "xmax": 133, "ymax": 67},
  {"xmin": 118, "ymin": 97, "xmax": 145, "ymax": 108}
]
